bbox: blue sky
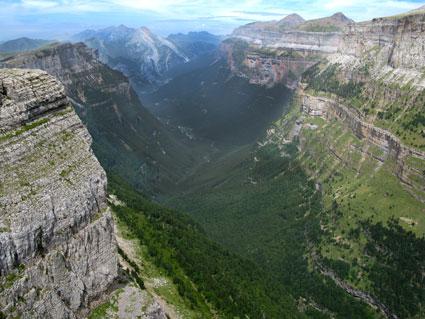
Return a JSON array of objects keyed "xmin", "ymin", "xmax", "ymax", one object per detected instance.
[{"xmin": 0, "ymin": 0, "xmax": 424, "ymax": 40}]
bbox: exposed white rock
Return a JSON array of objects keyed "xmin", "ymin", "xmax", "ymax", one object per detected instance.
[{"xmin": 328, "ymin": 12, "xmax": 425, "ymax": 89}]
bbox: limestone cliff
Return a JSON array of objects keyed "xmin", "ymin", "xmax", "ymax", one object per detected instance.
[
  {"xmin": 0, "ymin": 68, "xmax": 117, "ymax": 318},
  {"xmin": 221, "ymin": 40, "xmax": 320, "ymax": 88},
  {"xmin": 223, "ymin": 13, "xmax": 353, "ymax": 88},
  {"xmin": 338, "ymin": 12, "xmax": 425, "ymax": 74},
  {"xmin": 299, "ymin": 11, "xmax": 425, "ymax": 199}
]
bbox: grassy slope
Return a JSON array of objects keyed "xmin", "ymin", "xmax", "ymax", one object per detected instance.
[
  {"xmin": 108, "ymin": 175, "xmax": 305, "ymax": 319},
  {"xmin": 303, "ymin": 62, "xmax": 425, "ymax": 151},
  {"xmin": 293, "ymin": 102, "xmax": 425, "ymax": 318},
  {"xmin": 163, "ymin": 75, "xmax": 425, "ymax": 318},
  {"xmin": 89, "ymin": 215, "xmax": 209, "ymax": 319},
  {"xmin": 167, "ymin": 140, "xmax": 380, "ymax": 319}
]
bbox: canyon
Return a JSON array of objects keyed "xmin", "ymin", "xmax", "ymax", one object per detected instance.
[{"xmin": 1, "ymin": 5, "xmax": 425, "ymax": 319}]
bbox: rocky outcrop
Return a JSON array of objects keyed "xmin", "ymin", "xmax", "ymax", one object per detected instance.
[
  {"xmin": 0, "ymin": 69, "xmax": 68, "ymax": 132},
  {"xmin": 241, "ymin": 52, "xmax": 317, "ymax": 88},
  {"xmin": 0, "ymin": 42, "xmax": 102, "ymax": 88},
  {"xmin": 0, "ymin": 68, "xmax": 117, "ymax": 318},
  {"xmin": 221, "ymin": 38, "xmax": 325, "ymax": 88},
  {"xmin": 224, "ymin": 13, "xmax": 351, "ymax": 88},
  {"xmin": 339, "ymin": 13, "xmax": 425, "ymax": 70}
]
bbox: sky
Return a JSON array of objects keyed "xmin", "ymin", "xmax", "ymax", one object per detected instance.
[{"xmin": 0, "ymin": 0, "xmax": 424, "ymax": 41}]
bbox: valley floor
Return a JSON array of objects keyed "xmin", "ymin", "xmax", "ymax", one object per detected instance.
[{"xmin": 157, "ymin": 95, "xmax": 425, "ymax": 319}]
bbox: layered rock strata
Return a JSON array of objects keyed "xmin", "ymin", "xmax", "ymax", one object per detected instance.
[
  {"xmin": 301, "ymin": 92, "xmax": 425, "ymax": 201},
  {"xmin": 0, "ymin": 68, "xmax": 117, "ymax": 318},
  {"xmin": 223, "ymin": 13, "xmax": 349, "ymax": 87},
  {"xmin": 328, "ymin": 11, "xmax": 425, "ymax": 89},
  {"xmin": 232, "ymin": 30, "xmax": 341, "ymax": 53}
]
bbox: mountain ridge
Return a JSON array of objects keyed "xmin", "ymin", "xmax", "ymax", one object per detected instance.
[
  {"xmin": 72, "ymin": 25, "xmax": 221, "ymax": 94},
  {"xmin": 0, "ymin": 37, "xmax": 52, "ymax": 53}
]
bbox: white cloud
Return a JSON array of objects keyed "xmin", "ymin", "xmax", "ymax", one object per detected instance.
[
  {"xmin": 324, "ymin": 0, "xmax": 420, "ymax": 11},
  {"xmin": 324, "ymin": 0, "xmax": 355, "ymax": 9},
  {"xmin": 21, "ymin": 0, "xmax": 58, "ymax": 8},
  {"xmin": 1, "ymin": 0, "xmax": 423, "ymax": 19}
]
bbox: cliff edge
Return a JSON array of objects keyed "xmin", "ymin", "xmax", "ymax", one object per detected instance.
[{"xmin": 0, "ymin": 68, "xmax": 117, "ymax": 318}]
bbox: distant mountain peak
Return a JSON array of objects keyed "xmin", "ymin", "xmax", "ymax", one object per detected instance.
[
  {"xmin": 139, "ymin": 26, "xmax": 153, "ymax": 34},
  {"xmin": 281, "ymin": 13, "xmax": 305, "ymax": 22},
  {"xmin": 295, "ymin": 12, "xmax": 353, "ymax": 32},
  {"xmin": 330, "ymin": 12, "xmax": 353, "ymax": 22},
  {"xmin": 277, "ymin": 13, "xmax": 305, "ymax": 27},
  {"xmin": 105, "ymin": 24, "xmax": 130, "ymax": 31}
]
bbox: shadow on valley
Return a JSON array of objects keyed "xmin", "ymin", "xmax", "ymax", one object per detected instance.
[
  {"xmin": 163, "ymin": 142, "xmax": 379, "ymax": 319},
  {"xmin": 142, "ymin": 54, "xmax": 292, "ymax": 145}
]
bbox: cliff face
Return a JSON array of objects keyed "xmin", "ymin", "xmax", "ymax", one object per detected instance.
[
  {"xmin": 324, "ymin": 12, "xmax": 425, "ymax": 93},
  {"xmin": 225, "ymin": 11, "xmax": 425, "ymax": 90},
  {"xmin": 339, "ymin": 13, "xmax": 425, "ymax": 71},
  {"xmin": 0, "ymin": 69, "xmax": 117, "ymax": 318},
  {"xmin": 231, "ymin": 30, "xmax": 341, "ymax": 53},
  {"xmin": 222, "ymin": 43, "xmax": 319, "ymax": 88},
  {"xmin": 224, "ymin": 13, "xmax": 350, "ymax": 88},
  {"xmin": 303, "ymin": 11, "xmax": 425, "ymax": 152},
  {"xmin": 297, "ymin": 11, "xmax": 425, "ymax": 200}
]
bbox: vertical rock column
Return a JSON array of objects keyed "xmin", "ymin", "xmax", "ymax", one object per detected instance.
[{"xmin": 0, "ymin": 68, "xmax": 117, "ymax": 318}]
